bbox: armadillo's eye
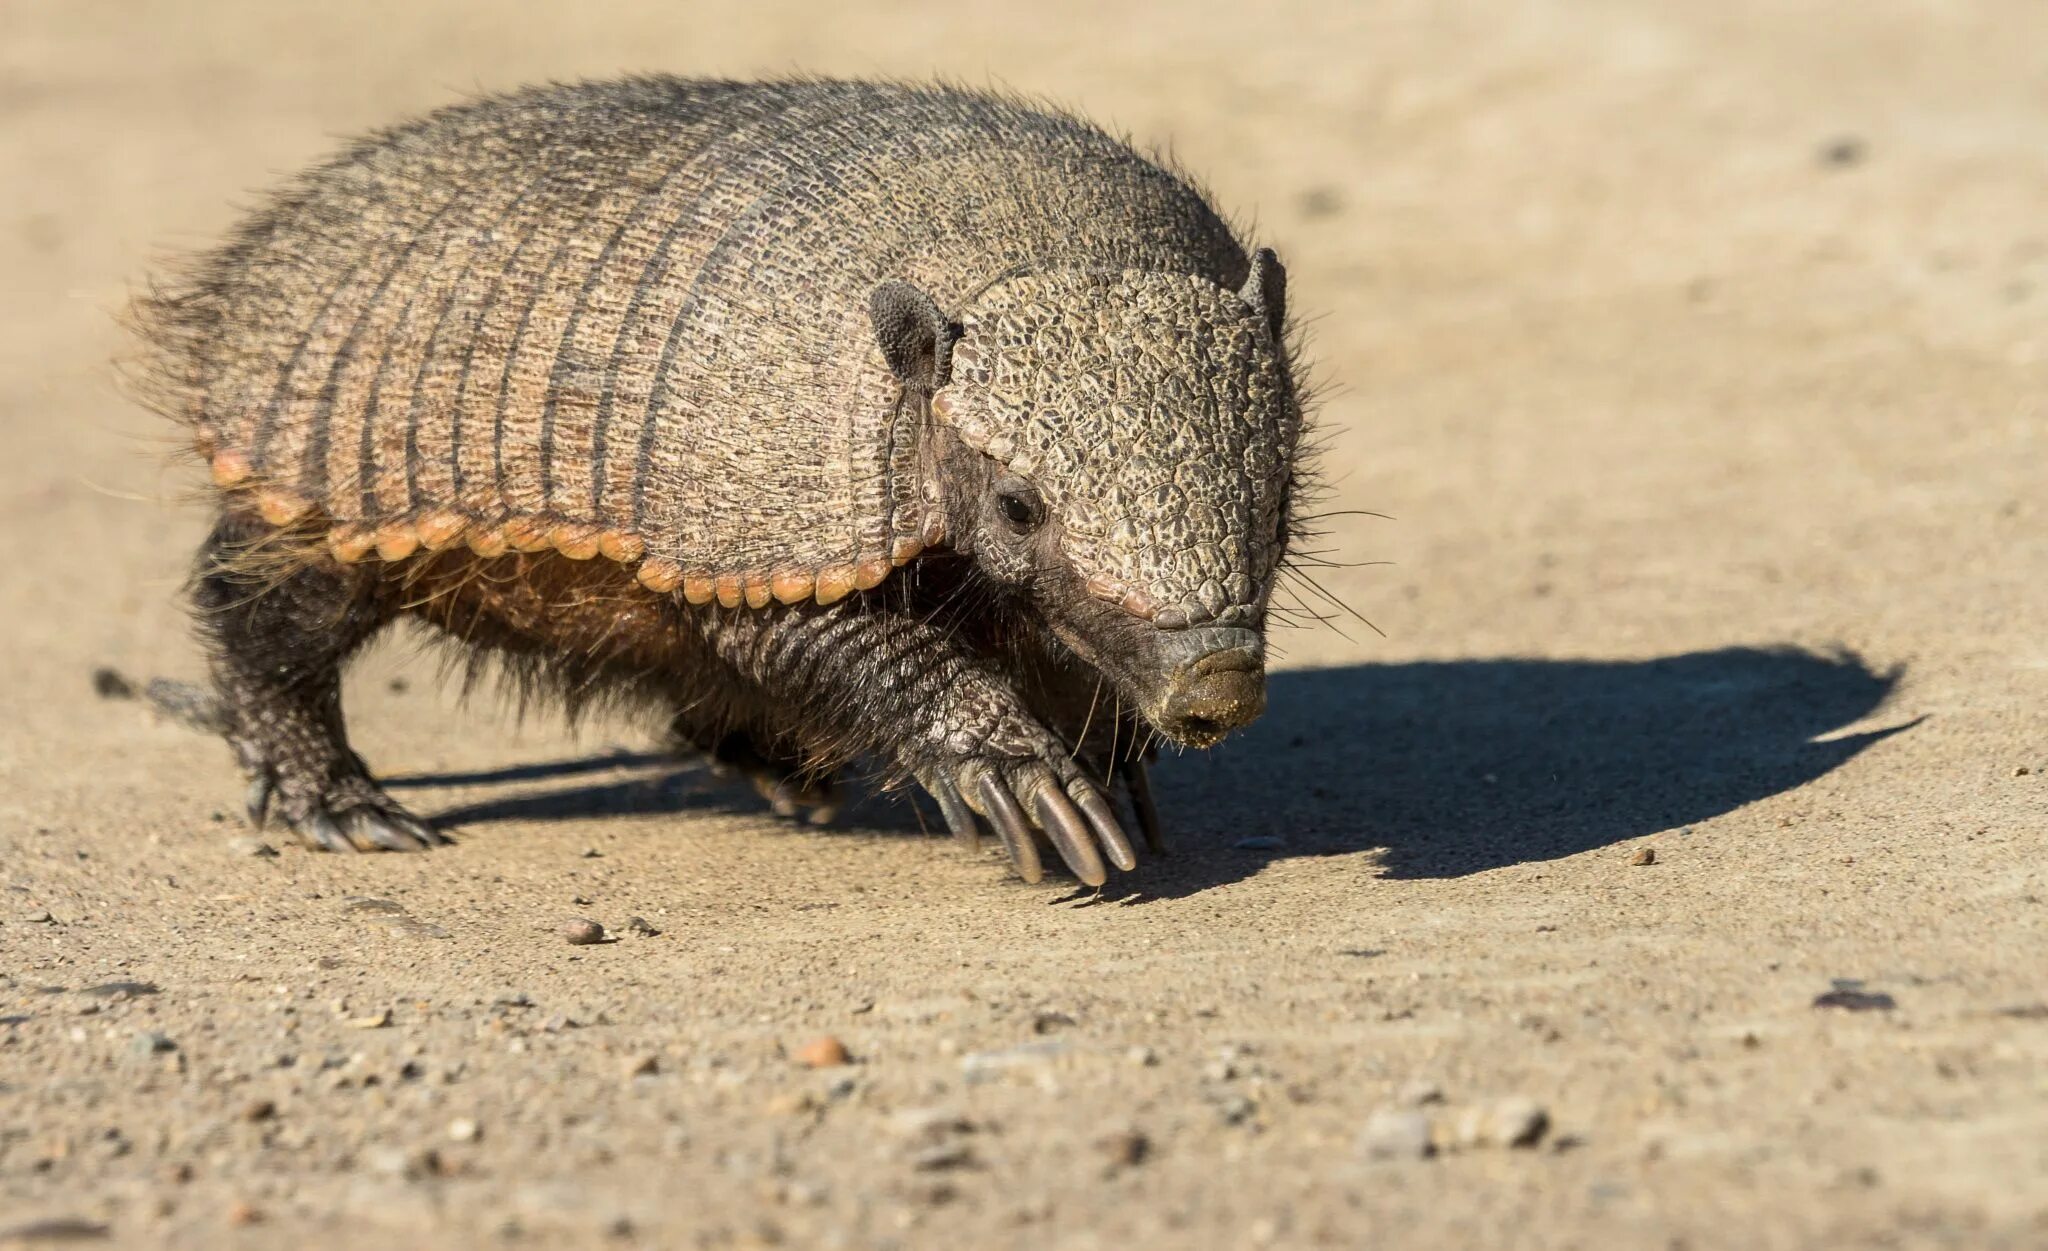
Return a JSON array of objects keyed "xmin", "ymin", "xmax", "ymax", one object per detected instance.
[{"xmin": 994, "ymin": 477, "xmax": 1045, "ymax": 533}]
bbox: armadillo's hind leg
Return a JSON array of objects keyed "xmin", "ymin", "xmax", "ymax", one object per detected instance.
[
  {"xmin": 664, "ymin": 716, "xmax": 841, "ymax": 826},
  {"xmin": 192, "ymin": 513, "xmax": 448, "ymax": 852}
]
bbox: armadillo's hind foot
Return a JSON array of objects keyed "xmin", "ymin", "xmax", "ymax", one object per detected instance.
[
  {"xmin": 667, "ymin": 719, "xmax": 840, "ymax": 825},
  {"xmin": 241, "ymin": 754, "xmax": 450, "ymax": 853}
]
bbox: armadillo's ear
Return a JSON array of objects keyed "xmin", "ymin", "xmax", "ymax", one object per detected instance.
[
  {"xmin": 869, "ymin": 280, "xmax": 956, "ymax": 391},
  {"xmin": 1239, "ymin": 247, "xmax": 1287, "ymax": 342}
]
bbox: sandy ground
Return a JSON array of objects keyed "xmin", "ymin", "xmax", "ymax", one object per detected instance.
[{"xmin": 2, "ymin": 1, "xmax": 2045, "ymax": 1246}]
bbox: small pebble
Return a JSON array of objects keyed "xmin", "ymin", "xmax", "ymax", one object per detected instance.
[
  {"xmin": 1360, "ymin": 1109, "xmax": 1435, "ymax": 1160},
  {"xmin": 447, "ymin": 1118, "xmax": 480, "ymax": 1143},
  {"xmin": 1816, "ymin": 135, "xmax": 1867, "ymax": 167},
  {"xmin": 80, "ymin": 981, "xmax": 159, "ymax": 1000},
  {"xmin": 1032, "ymin": 1011, "xmax": 1076, "ymax": 1034},
  {"xmin": 240, "ymin": 1099, "xmax": 277, "ymax": 1123},
  {"xmin": 1813, "ymin": 988, "xmax": 1896, "ymax": 1012},
  {"xmin": 1125, "ymin": 1045, "xmax": 1159, "ymax": 1067},
  {"xmin": 22, "ymin": 910, "xmax": 52, "ymax": 924},
  {"xmin": 909, "ymin": 1142, "xmax": 975, "ymax": 1172},
  {"xmin": 1096, "ymin": 1129, "xmax": 1150, "ymax": 1170},
  {"xmin": 887, "ymin": 1107, "xmax": 972, "ymax": 1142},
  {"xmin": 1630, "ymin": 847, "xmax": 1656, "ymax": 866},
  {"xmin": 626, "ymin": 916, "xmax": 660, "ymax": 936},
  {"xmin": 762, "ymin": 1091, "xmax": 818, "ymax": 1117},
  {"xmin": 1397, "ymin": 1080, "xmax": 1445, "ymax": 1107},
  {"xmin": 225, "ymin": 1201, "xmax": 261, "ymax": 1226},
  {"xmin": 346, "ymin": 1009, "xmax": 393, "ymax": 1030},
  {"xmin": 795, "ymin": 1036, "xmax": 851, "ymax": 1068},
  {"xmin": 1452, "ymin": 1097, "xmax": 1550, "ymax": 1149},
  {"xmin": 0, "ymin": 1218, "xmax": 111, "ymax": 1242},
  {"xmin": 560, "ymin": 918, "xmax": 606, "ymax": 946},
  {"xmin": 91, "ymin": 666, "xmax": 136, "ymax": 699},
  {"xmin": 622, "ymin": 1053, "xmax": 659, "ymax": 1078},
  {"xmin": 227, "ymin": 837, "xmax": 278, "ymax": 858},
  {"xmin": 2014, "ymin": 765, "xmax": 2033, "ymax": 777},
  {"xmin": 129, "ymin": 1030, "xmax": 176, "ymax": 1058}
]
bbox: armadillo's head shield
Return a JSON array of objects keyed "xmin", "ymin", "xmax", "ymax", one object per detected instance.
[{"xmin": 914, "ymin": 254, "xmax": 1304, "ymax": 745}]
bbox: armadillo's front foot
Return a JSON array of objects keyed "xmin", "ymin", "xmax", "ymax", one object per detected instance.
[
  {"xmin": 242, "ymin": 756, "xmax": 448, "ymax": 853},
  {"xmin": 919, "ymin": 741, "xmax": 1139, "ymax": 888}
]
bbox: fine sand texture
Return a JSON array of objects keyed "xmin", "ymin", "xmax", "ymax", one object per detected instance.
[{"xmin": 2, "ymin": 2, "xmax": 2044, "ymax": 1247}]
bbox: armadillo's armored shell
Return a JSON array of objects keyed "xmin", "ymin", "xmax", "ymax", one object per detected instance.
[
  {"xmin": 140, "ymin": 79, "xmax": 1250, "ymax": 604},
  {"xmin": 934, "ymin": 271, "xmax": 1298, "ymax": 629}
]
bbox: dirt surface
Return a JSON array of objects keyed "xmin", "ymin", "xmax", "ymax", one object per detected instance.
[{"xmin": 3, "ymin": 2, "xmax": 2046, "ymax": 1247}]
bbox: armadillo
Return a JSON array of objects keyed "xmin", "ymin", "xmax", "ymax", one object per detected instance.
[{"xmin": 130, "ymin": 77, "xmax": 1311, "ymax": 886}]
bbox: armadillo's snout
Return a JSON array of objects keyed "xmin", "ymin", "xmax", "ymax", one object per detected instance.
[{"xmin": 1154, "ymin": 639, "xmax": 1266, "ymax": 747}]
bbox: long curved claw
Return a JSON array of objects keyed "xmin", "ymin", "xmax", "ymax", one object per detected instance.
[
  {"xmin": 1022, "ymin": 770, "xmax": 1108, "ymax": 888},
  {"xmin": 971, "ymin": 766, "xmax": 1044, "ymax": 885},
  {"xmin": 295, "ymin": 811, "xmax": 356, "ymax": 854},
  {"xmin": 1120, "ymin": 759, "xmax": 1166, "ymax": 855},
  {"xmin": 343, "ymin": 809, "xmax": 446, "ymax": 852},
  {"xmin": 928, "ymin": 776, "xmax": 982, "ymax": 854},
  {"xmin": 1070, "ymin": 783, "xmax": 1138, "ymax": 873},
  {"xmin": 244, "ymin": 774, "xmax": 275, "ymax": 831}
]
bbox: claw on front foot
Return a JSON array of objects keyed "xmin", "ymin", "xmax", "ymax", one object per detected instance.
[
  {"xmin": 281, "ymin": 801, "xmax": 450, "ymax": 853},
  {"xmin": 966, "ymin": 763, "xmax": 1045, "ymax": 885},
  {"xmin": 939, "ymin": 758, "xmax": 1142, "ymax": 888}
]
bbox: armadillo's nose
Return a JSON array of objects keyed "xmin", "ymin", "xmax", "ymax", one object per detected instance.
[{"xmin": 1156, "ymin": 645, "xmax": 1266, "ymax": 746}]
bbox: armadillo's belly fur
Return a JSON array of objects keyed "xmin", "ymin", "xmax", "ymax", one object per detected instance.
[{"xmin": 150, "ymin": 78, "xmax": 1244, "ymax": 609}]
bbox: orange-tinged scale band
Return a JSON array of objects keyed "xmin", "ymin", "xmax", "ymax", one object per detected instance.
[
  {"xmin": 1121, "ymin": 589, "xmax": 1158, "ymax": 620},
  {"xmin": 416, "ymin": 511, "xmax": 468, "ymax": 550},
  {"xmin": 328, "ymin": 526, "xmax": 376, "ymax": 563},
  {"xmin": 743, "ymin": 576, "xmax": 774, "ymax": 610},
  {"xmin": 814, "ymin": 565, "xmax": 857, "ymax": 605},
  {"xmin": 771, "ymin": 571, "xmax": 814, "ymax": 604},
  {"xmin": 714, "ymin": 576, "xmax": 744, "ymax": 608},
  {"xmin": 255, "ymin": 489, "xmax": 310, "ymax": 527},
  {"xmin": 635, "ymin": 558, "xmax": 683, "ymax": 593},
  {"xmin": 210, "ymin": 450, "xmax": 254, "ymax": 488},
  {"xmin": 597, "ymin": 530, "xmax": 645, "ymax": 563},
  {"xmin": 854, "ymin": 558, "xmax": 892, "ymax": 591},
  {"xmin": 374, "ymin": 524, "xmax": 420, "ymax": 562},
  {"xmin": 550, "ymin": 524, "xmax": 601, "ymax": 560},
  {"xmin": 502, "ymin": 518, "xmax": 552, "ymax": 553},
  {"xmin": 920, "ymin": 513, "xmax": 946, "ymax": 546},
  {"xmin": 890, "ymin": 538, "xmax": 924, "ymax": 565},
  {"xmin": 466, "ymin": 527, "xmax": 508, "ymax": 558},
  {"xmin": 681, "ymin": 574, "xmax": 716, "ymax": 606}
]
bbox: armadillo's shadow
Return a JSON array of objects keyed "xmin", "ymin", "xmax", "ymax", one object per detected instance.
[
  {"xmin": 1134, "ymin": 644, "xmax": 1912, "ymax": 894},
  {"xmin": 390, "ymin": 646, "xmax": 1913, "ymax": 898}
]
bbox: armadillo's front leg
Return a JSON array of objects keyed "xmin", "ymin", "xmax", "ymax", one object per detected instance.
[{"xmin": 697, "ymin": 603, "xmax": 1138, "ymax": 885}]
